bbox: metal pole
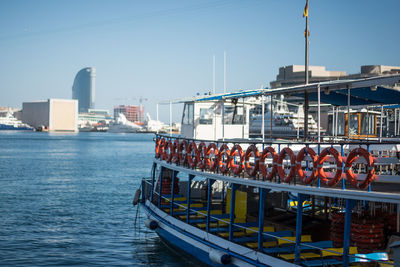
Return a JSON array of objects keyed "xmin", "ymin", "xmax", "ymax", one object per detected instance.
[
  {"xmin": 294, "ymin": 193, "xmax": 305, "ymax": 263},
  {"xmin": 332, "ymin": 106, "xmax": 335, "ymax": 137},
  {"xmin": 380, "ymin": 105, "xmax": 383, "ymax": 142},
  {"xmin": 213, "ymin": 54, "xmax": 216, "ymax": 95},
  {"xmin": 156, "ymin": 103, "xmax": 159, "ymax": 134},
  {"xmin": 336, "ymin": 106, "xmax": 339, "ymax": 137},
  {"xmin": 169, "ymin": 101, "xmax": 172, "ymax": 136},
  {"xmin": 270, "ymin": 95, "xmax": 273, "ymax": 139},
  {"xmin": 222, "ymin": 100, "xmax": 225, "ymax": 141},
  {"xmin": 343, "ymin": 199, "xmax": 356, "ymax": 267},
  {"xmin": 395, "ymin": 109, "xmax": 397, "ymax": 136},
  {"xmin": 304, "ymin": 0, "xmax": 310, "ymax": 141},
  {"xmin": 317, "ymin": 83, "xmax": 321, "ymax": 142},
  {"xmin": 170, "ymin": 170, "xmax": 176, "ymax": 216},
  {"xmin": 347, "ymin": 86, "xmax": 351, "ymax": 139},
  {"xmin": 224, "ymin": 51, "xmax": 227, "ymax": 94},
  {"xmin": 206, "ymin": 179, "xmax": 213, "ymax": 232},
  {"xmin": 258, "ymin": 188, "xmax": 267, "ymax": 251},
  {"xmin": 229, "ymin": 184, "xmax": 237, "ymax": 241},
  {"xmin": 261, "ymin": 94, "xmax": 265, "ymax": 142},
  {"xmin": 187, "ymin": 174, "xmax": 194, "ymax": 224}
]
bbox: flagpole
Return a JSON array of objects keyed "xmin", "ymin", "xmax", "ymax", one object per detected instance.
[{"xmin": 303, "ymin": 0, "xmax": 310, "ymax": 141}]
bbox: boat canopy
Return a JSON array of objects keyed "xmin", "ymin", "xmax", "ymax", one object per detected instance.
[{"xmin": 194, "ymin": 74, "xmax": 400, "ymax": 106}]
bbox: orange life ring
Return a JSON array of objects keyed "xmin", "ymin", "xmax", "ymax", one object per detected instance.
[
  {"xmin": 277, "ymin": 147, "xmax": 296, "ymax": 183},
  {"xmin": 165, "ymin": 140, "xmax": 174, "ymax": 163},
  {"xmin": 155, "ymin": 138, "xmax": 162, "ymax": 158},
  {"xmin": 187, "ymin": 141, "xmax": 198, "ymax": 168},
  {"xmin": 218, "ymin": 144, "xmax": 230, "ymax": 174},
  {"xmin": 345, "ymin": 147, "xmax": 375, "ymax": 189},
  {"xmin": 206, "ymin": 143, "xmax": 219, "ymax": 171},
  {"xmin": 157, "ymin": 138, "xmax": 166, "ymax": 159},
  {"xmin": 317, "ymin": 147, "xmax": 343, "ymax": 187},
  {"xmin": 244, "ymin": 145, "xmax": 260, "ymax": 177},
  {"xmin": 171, "ymin": 139, "xmax": 180, "ymax": 164},
  {"xmin": 196, "ymin": 142, "xmax": 207, "ymax": 170},
  {"xmin": 229, "ymin": 144, "xmax": 244, "ymax": 175},
  {"xmin": 179, "ymin": 140, "xmax": 188, "ymax": 166},
  {"xmin": 296, "ymin": 147, "xmax": 318, "ymax": 184},
  {"xmin": 259, "ymin": 147, "xmax": 278, "ymax": 181}
]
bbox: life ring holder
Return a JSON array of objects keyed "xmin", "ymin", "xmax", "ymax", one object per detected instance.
[
  {"xmin": 196, "ymin": 142, "xmax": 207, "ymax": 170},
  {"xmin": 218, "ymin": 144, "xmax": 230, "ymax": 174},
  {"xmin": 206, "ymin": 143, "xmax": 219, "ymax": 171},
  {"xmin": 345, "ymin": 147, "xmax": 375, "ymax": 189},
  {"xmin": 244, "ymin": 144, "xmax": 260, "ymax": 177},
  {"xmin": 296, "ymin": 146, "xmax": 318, "ymax": 184},
  {"xmin": 179, "ymin": 140, "xmax": 188, "ymax": 166},
  {"xmin": 187, "ymin": 141, "xmax": 198, "ymax": 168},
  {"xmin": 259, "ymin": 147, "xmax": 278, "ymax": 181},
  {"xmin": 277, "ymin": 147, "xmax": 297, "ymax": 183},
  {"xmin": 171, "ymin": 139, "xmax": 180, "ymax": 164},
  {"xmin": 317, "ymin": 147, "xmax": 343, "ymax": 187},
  {"xmin": 229, "ymin": 144, "xmax": 244, "ymax": 176}
]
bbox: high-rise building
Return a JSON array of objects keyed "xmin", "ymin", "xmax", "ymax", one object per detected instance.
[
  {"xmin": 114, "ymin": 105, "xmax": 144, "ymax": 123},
  {"xmin": 72, "ymin": 67, "xmax": 96, "ymax": 112}
]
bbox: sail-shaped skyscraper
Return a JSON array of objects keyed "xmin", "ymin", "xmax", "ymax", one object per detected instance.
[{"xmin": 72, "ymin": 67, "xmax": 96, "ymax": 112}]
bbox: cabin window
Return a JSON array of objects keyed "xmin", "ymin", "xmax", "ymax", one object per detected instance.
[
  {"xmin": 199, "ymin": 108, "xmax": 213, "ymax": 125},
  {"xmin": 182, "ymin": 103, "xmax": 194, "ymax": 125},
  {"xmin": 336, "ymin": 113, "xmax": 345, "ymax": 135},
  {"xmin": 349, "ymin": 114, "xmax": 359, "ymax": 135},
  {"xmin": 224, "ymin": 106, "xmax": 246, "ymax": 125},
  {"xmin": 360, "ymin": 113, "xmax": 376, "ymax": 136}
]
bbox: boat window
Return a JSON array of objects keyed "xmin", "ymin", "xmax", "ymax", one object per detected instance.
[
  {"xmin": 182, "ymin": 103, "xmax": 194, "ymax": 125},
  {"xmin": 335, "ymin": 112, "xmax": 345, "ymax": 135},
  {"xmin": 199, "ymin": 108, "xmax": 213, "ymax": 125},
  {"xmin": 360, "ymin": 113, "xmax": 376, "ymax": 136},
  {"xmin": 349, "ymin": 114, "xmax": 359, "ymax": 135},
  {"xmin": 224, "ymin": 106, "xmax": 246, "ymax": 125}
]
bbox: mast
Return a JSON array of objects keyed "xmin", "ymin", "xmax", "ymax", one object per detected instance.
[{"xmin": 303, "ymin": 0, "xmax": 310, "ymax": 141}]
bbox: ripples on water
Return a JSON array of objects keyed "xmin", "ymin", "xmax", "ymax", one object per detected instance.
[{"xmin": 0, "ymin": 132, "xmax": 195, "ymax": 266}]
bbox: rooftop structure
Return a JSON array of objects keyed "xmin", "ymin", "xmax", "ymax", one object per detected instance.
[{"xmin": 72, "ymin": 67, "xmax": 96, "ymax": 112}]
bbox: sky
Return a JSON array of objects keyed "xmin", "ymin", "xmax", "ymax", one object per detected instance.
[{"xmin": 0, "ymin": 0, "xmax": 399, "ymax": 123}]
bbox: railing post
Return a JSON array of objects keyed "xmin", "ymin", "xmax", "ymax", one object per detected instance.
[
  {"xmin": 229, "ymin": 183, "xmax": 237, "ymax": 241},
  {"xmin": 343, "ymin": 199, "xmax": 357, "ymax": 267},
  {"xmin": 158, "ymin": 166, "xmax": 164, "ymax": 208},
  {"xmin": 187, "ymin": 174, "xmax": 194, "ymax": 224},
  {"xmin": 294, "ymin": 193, "xmax": 305, "ymax": 264},
  {"xmin": 258, "ymin": 188, "xmax": 270, "ymax": 251},
  {"xmin": 206, "ymin": 179, "xmax": 214, "ymax": 232},
  {"xmin": 170, "ymin": 170, "xmax": 176, "ymax": 216},
  {"xmin": 151, "ymin": 162, "xmax": 156, "ymax": 202}
]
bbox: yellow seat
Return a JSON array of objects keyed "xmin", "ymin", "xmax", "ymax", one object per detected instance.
[
  {"xmin": 165, "ymin": 197, "xmax": 187, "ymax": 201},
  {"xmin": 321, "ymin": 247, "xmax": 357, "ymax": 257},
  {"xmin": 246, "ymin": 241, "xmax": 277, "ymax": 249},
  {"xmin": 278, "ymin": 235, "xmax": 312, "ymax": 246},
  {"xmin": 196, "ymin": 222, "xmax": 219, "ymax": 229},
  {"xmin": 279, "ymin": 252, "xmax": 321, "ymax": 261},
  {"xmin": 180, "ymin": 203, "xmax": 203, "ymax": 208},
  {"xmin": 245, "ymin": 226, "xmax": 275, "ymax": 235}
]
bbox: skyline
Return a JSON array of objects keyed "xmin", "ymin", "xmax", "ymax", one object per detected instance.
[{"xmin": 0, "ymin": 0, "xmax": 399, "ymax": 122}]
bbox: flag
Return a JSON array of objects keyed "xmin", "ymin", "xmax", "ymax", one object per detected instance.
[{"xmin": 303, "ymin": 2, "xmax": 308, "ymax": 17}]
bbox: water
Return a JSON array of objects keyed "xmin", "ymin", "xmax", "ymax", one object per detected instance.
[{"xmin": 0, "ymin": 132, "xmax": 193, "ymax": 266}]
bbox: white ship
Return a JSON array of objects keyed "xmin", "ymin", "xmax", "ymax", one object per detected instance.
[
  {"xmin": 108, "ymin": 113, "xmax": 142, "ymax": 133},
  {"xmin": 0, "ymin": 111, "xmax": 33, "ymax": 131}
]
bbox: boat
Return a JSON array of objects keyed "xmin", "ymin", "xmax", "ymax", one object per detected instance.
[
  {"xmin": 0, "ymin": 111, "xmax": 33, "ymax": 131},
  {"xmin": 134, "ymin": 74, "xmax": 400, "ymax": 266},
  {"xmin": 108, "ymin": 113, "xmax": 142, "ymax": 133}
]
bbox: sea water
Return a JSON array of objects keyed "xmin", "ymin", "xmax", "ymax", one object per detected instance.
[{"xmin": 0, "ymin": 132, "xmax": 195, "ymax": 266}]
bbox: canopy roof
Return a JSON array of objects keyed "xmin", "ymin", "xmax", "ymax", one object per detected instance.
[{"xmin": 193, "ymin": 74, "xmax": 400, "ymax": 106}]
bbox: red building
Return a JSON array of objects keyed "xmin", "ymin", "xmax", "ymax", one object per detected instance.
[{"xmin": 114, "ymin": 105, "xmax": 144, "ymax": 124}]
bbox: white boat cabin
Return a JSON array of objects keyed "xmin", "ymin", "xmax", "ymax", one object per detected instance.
[{"xmin": 180, "ymin": 101, "xmax": 250, "ymax": 140}]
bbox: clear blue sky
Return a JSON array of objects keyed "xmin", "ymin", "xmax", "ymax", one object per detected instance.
[{"xmin": 0, "ymin": 0, "xmax": 399, "ymax": 122}]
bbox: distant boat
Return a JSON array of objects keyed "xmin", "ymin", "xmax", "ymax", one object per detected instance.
[
  {"xmin": 108, "ymin": 113, "xmax": 142, "ymax": 133},
  {"xmin": 143, "ymin": 113, "xmax": 167, "ymax": 132},
  {"xmin": 0, "ymin": 111, "xmax": 33, "ymax": 131}
]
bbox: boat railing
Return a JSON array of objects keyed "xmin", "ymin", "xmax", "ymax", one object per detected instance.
[
  {"xmin": 154, "ymin": 133, "xmax": 400, "ymax": 192},
  {"xmin": 141, "ymin": 178, "xmax": 393, "ymax": 266}
]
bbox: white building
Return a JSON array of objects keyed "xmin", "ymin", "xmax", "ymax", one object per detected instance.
[{"xmin": 22, "ymin": 99, "xmax": 78, "ymax": 132}]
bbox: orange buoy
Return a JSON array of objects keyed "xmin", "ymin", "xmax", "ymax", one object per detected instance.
[
  {"xmin": 317, "ymin": 147, "xmax": 343, "ymax": 187},
  {"xmin": 345, "ymin": 147, "xmax": 375, "ymax": 189},
  {"xmin": 206, "ymin": 143, "xmax": 219, "ymax": 171},
  {"xmin": 196, "ymin": 142, "xmax": 207, "ymax": 170},
  {"xmin": 218, "ymin": 144, "xmax": 230, "ymax": 174},
  {"xmin": 244, "ymin": 145, "xmax": 260, "ymax": 177},
  {"xmin": 229, "ymin": 144, "xmax": 244, "ymax": 175},
  {"xmin": 296, "ymin": 147, "xmax": 318, "ymax": 184},
  {"xmin": 187, "ymin": 141, "xmax": 198, "ymax": 168},
  {"xmin": 179, "ymin": 140, "xmax": 188, "ymax": 166},
  {"xmin": 259, "ymin": 147, "xmax": 278, "ymax": 181},
  {"xmin": 277, "ymin": 147, "xmax": 296, "ymax": 183}
]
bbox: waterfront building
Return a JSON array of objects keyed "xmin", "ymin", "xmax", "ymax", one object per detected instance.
[
  {"xmin": 22, "ymin": 99, "xmax": 78, "ymax": 132},
  {"xmin": 72, "ymin": 67, "xmax": 96, "ymax": 112},
  {"xmin": 114, "ymin": 105, "xmax": 144, "ymax": 124}
]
